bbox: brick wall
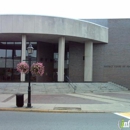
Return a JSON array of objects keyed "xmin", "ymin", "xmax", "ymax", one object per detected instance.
[
  {"xmin": 69, "ymin": 42, "xmax": 84, "ymax": 81},
  {"xmin": 93, "ymin": 19, "xmax": 130, "ymax": 89}
]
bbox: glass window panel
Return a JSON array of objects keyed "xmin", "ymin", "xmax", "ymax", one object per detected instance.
[
  {"xmin": 15, "ymin": 42, "xmax": 21, "ymax": 45},
  {"xmin": 6, "ymin": 59, "xmax": 13, "ymax": 68},
  {"xmin": 14, "ymin": 59, "xmax": 20, "ymax": 68},
  {"xmin": 7, "ymin": 50, "xmax": 13, "ymax": 58},
  {"xmin": 54, "ymin": 53, "xmax": 58, "ymax": 69},
  {"xmin": 0, "ymin": 41, "xmax": 22, "ymax": 82},
  {"xmin": 15, "ymin": 50, "xmax": 21, "ymax": 57},
  {"xmin": 0, "ymin": 59, "xmax": 6, "ymax": 68},
  {"xmin": 1, "ymin": 42, "xmax": 6, "ymax": 44},
  {"xmin": 7, "ymin": 42, "xmax": 14, "ymax": 58},
  {"xmin": 14, "ymin": 42, "xmax": 21, "ymax": 59},
  {"xmin": 7, "ymin": 42, "xmax": 14, "ymax": 44},
  {"xmin": 0, "ymin": 42, "xmax": 6, "ymax": 58},
  {"xmin": 0, "ymin": 42, "xmax": 6, "ymax": 69},
  {"xmin": 30, "ymin": 42, "xmax": 37, "ymax": 44},
  {"xmin": 0, "ymin": 50, "xmax": 6, "ymax": 58},
  {"xmin": 54, "ymin": 53, "xmax": 58, "ymax": 60}
]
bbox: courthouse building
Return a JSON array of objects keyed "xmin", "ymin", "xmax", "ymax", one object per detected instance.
[{"xmin": 0, "ymin": 15, "xmax": 130, "ymax": 89}]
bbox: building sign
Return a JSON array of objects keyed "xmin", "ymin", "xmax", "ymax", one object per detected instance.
[{"xmin": 104, "ymin": 65, "xmax": 130, "ymax": 68}]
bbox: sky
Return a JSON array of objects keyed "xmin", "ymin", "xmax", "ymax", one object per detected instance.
[{"xmin": 0, "ymin": 0, "xmax": 130, "ymax": 19}]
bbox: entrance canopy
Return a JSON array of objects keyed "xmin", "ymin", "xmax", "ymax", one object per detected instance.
[{"xmin": 0, "ymin": 15, "xmax": 108, "ymax": 43}]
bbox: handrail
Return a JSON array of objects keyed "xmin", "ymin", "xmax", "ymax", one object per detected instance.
[{"xmin": 65, "ymin": 76, "xmax": 77, "ymax": 93}]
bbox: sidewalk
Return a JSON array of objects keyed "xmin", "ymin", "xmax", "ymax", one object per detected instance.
[{"xmin": 0, "ymin": 91, "xmax": 130, "ymax": 113}]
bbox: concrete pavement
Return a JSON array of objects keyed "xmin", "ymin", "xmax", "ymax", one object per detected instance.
[
  {"xmin": 0, "ymin": 82, "xmax": 129, "ymax": 113},
  {"xmin": 0, "ymin": 91, "xmax": 130, "ymax": 113}
]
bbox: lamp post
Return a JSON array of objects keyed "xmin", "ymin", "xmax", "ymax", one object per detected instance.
[{"xmin": 27, "ymin": 43, "xmax": 34, "ymax": 108}]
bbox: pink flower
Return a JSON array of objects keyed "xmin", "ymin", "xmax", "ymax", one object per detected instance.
[
  {"xmin": 31, "ymin": 62, "xmax": 44, "ymax": 76},
  {"xmin": 17, "ymin": 62, "xmax": 29, "ymax": 74}
]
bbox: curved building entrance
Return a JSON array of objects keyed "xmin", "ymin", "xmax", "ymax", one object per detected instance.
[{"xmin": 0, "ymin": 15, "xmax": 108, "ymax": 83}]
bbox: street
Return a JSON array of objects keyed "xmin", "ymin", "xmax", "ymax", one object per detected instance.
[{"xmin": 0, "ymin": 111, "xmax": 127, "ymax": 130}]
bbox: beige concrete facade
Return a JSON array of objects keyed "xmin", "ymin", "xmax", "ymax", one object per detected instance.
[
  {"xmin": 58, "ymin": 37, "xmax": 65, "ymax": 81},
  {"xmin": 84, "ymin": 41, "xmax": 93, "ymax": 81},
  {"xmin": 0, "ymin": 15, "xmax": 108, "ymax": 43},
  {"xmin": 21, "ymin": 35, "xmax": 26, "ymax": 81}
]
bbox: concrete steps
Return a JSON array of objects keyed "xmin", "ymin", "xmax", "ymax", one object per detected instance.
[{"xmin": 0, "ymin": 82, "xmax": 128, "ymax": 94}]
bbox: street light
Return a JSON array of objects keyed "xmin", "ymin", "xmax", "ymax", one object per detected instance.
[{"xmin": 27, "ymin": 43, "xmax": 34, "ymax": 108}]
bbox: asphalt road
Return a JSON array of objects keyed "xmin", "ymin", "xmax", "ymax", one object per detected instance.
[{"xmin": 0, "ymin": 111, "xmax": 128, "ymax": 130}]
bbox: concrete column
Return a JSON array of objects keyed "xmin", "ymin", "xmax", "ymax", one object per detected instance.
[
  {"xmin": 84, "ymin": 41, "xmax": 93, "ymax": 81},
  {"xmin": 20, "ymin": 35, "xmax": 26, "ymax": 81},
  {"xmin": 58, "ymin": 37, "xmax": 65, "ymax": 81}
]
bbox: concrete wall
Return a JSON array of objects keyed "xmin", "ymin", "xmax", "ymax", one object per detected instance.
[
  {"xmin": 69, "ymin": 42, "xmax": 84, "ymax": 81},
  {"xmin": 37, "ymin": 42, "xmax": 54, "ymax": 82},
  {"xmin": 0, "ymin": 15, "xmax": 108, "ymax": 43},
  {"xmin": 93, "ymin": 19, "xmax": 130, "ymax": 89}
]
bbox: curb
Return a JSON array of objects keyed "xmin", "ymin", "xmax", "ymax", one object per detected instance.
[{"xmin": 0, "ymin": 107, "xmax": 116, "ymax": 113}]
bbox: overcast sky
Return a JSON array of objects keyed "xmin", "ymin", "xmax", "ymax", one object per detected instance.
[{"xmin": 0, "ymin": 0, "xmax": 129, "ymax": 19}]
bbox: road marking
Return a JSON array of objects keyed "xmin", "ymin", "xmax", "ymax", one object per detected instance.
[{"xmin": 115, "ymin": 112, "xmax": 130, "ymax": 119}]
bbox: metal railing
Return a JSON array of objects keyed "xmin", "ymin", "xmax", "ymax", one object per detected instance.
[{"xmin": 65, "ymin": 76, "xmax": 77, "ymax": 93}]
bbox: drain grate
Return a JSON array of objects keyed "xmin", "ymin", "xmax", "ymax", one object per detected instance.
[{"xmin": 54, "ymin": 107, "xmax": 81, "ymax": 110}]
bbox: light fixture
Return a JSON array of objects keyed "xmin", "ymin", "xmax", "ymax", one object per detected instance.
[{"xmin": 27, "ymin": 43, "xmax": 34, "ymax": 54}]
